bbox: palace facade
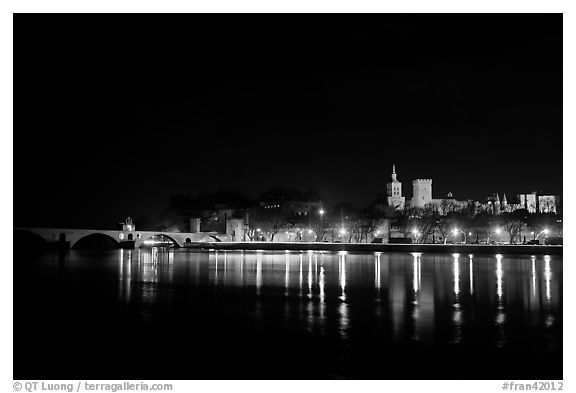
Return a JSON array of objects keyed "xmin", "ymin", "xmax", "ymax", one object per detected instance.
[{"xmin": 385, "ymin": 165, "xmax": 560, "ymax": 215}]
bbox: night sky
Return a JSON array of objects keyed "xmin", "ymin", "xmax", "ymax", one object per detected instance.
[{"xmin": 14, "ymin": 14, "xmax": 562, "ymax": 229}]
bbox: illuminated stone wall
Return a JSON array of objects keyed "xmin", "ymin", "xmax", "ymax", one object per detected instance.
[
  {"xmin": 226, "ymin": 218, "xmax": 246, "ymax": 242},
  {"xmin": 411, "ymin": 179, "xmax": 433, "ymax": 209}
]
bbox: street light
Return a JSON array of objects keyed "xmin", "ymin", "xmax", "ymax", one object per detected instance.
[
  {"xmin": 487, "ymin": 228, "xmax": 501, "ymax": 245},
  {"xmin": 316, "ymin": 209, "xmax": 325, "ymax": 242},
  {"xmin": 411, "ymin": 228, "xmax": 420, "ymax": 244},
  {"xmin": 535, "ymin": 229, "xmax": 550, "ymax": 244},
  {"xmin": 446, "ymin": 228, "xmax": 467, "ymax": 244}
]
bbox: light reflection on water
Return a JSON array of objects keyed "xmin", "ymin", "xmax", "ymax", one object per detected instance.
[
  {"xmin": 531, "ymin": 255, "xmax": 537, "ymax": 298},
  {"xmin": 469, "ymin": 254, "xmax": 474, "ymax": 295},
  {"xmin": 545, "ymin": 255, "xmax": 552, "ymax": 303},
  {"xmin": 452, "ymin": 253, "xmax": 462, "ymax": 343},
  {"xmin": 338, "ymin": 251, "xmax": 347, "ymax": 302},
  {"xmin": 307, "ymin": 252, "xmax": 313, "ymax": 299},
  {"xmin": 496, "ymin": 253, "xmax": 504, "ymax": 302},
  {"xmin": 256, "ymin": 251, "xmax": 262, "ymax": 295},
  {"xmin": 374, "ymin": 252, "xmax": 381, "ymax": 292},
  {"xmin": 453, "ymin": 253, "xmax": 460, "ymax": 298},
  {"xmin": 76, "ymin": 249, "xmax": 562, "ymax": 347}
]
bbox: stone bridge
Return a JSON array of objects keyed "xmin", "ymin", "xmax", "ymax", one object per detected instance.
[{"xmin": 14, "ymin": 227, "xmax": 230, "ymax": 248}]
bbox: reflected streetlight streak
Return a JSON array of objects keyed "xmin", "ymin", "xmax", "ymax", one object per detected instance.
[
  {"xmin": 317, "ymin": 258, "xmax": 326, "ymax": 333},
  {"xmin": 411, "ymin": 253, "xmax": 421, "ymax": 295},
  {"xmin": 308, "ymin": 253, "xmax": 313, "ymax": 298},
  {"xmin": 531, "ymin": 256, "xmax": 537, "ymax": 297},
  {"xmin": 338, "ymin": 301, "xmax": 349, "ymax": 339},
  {"xmin": 319, "ymin": 266, "xmax": 325, "ymax": 303},
  {"xmin": 256, "ymin": 252, "xmax": 262, "ymax": 294},
  {"xmin": 544, "ymin": 255, "xmax": 552, "ymax": 302},
  {"xmin": 152, "ymin": 247, "xmax": 158, "ymax": 265},
  {"xmin": 494, "ymin": 256, "xmax": 506, "ymax": 346},
  {"xmin": 299, "ymin": 253, "xmax": 303, "ymax": 297},
  {"xmin": 410, "ymin": 252, "xmax": 422, "ymax": 340},
  {"xmin": 375, "ymin": 252, "xmax": 381, "ymax": 291},
  {"xmin": 496, "ymin": 254, "xmax": 503, "ymax": 311},
  {"xmin": 240, "ymin": 252, "xmax": 244, "ymax": 285},
  {"xmin": 469, "ymin": 254, "xmax": 474, "ymax": 295},
  {"xmin": 126, "ymin": 250, "xmax": 132, "ymax": 302},
  {"xmin": 214, "ymin": 250, "xmax": 218, "ymax": 283},
  {"xmin": 452, "ymin": 253, "xmax": 460, "ymax": 297},
  {"xmin": 137, "ymin": 249, "xmax": 142, "ymax": 276},
  {"xmin": 120, "ymin": 249, "xmax": 124, "ymax": 273},
  {"xmin": 119, "ymin": 249, "xmax": 124, "ymax": 301},
  {"xmin": 285, "ymin": 252, "xmax": 290, "ymax": 296},
  {"xmin": 451, "ymin": 253, "xmax": 462, "ymax": 343},
  {"xmin": 193, "ymin": 249, "xmax": 201, "ymax": 285},
  {"xmin": 146, "ymin": 248, "xmax": 159, "ymax": 283},
  {"xmin": 339, "ymin": 251, "xmax": 347, "ymax": 301}
]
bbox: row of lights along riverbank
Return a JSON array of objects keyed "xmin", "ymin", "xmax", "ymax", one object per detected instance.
[{"xmin": 253, "ymin": 208, "xmax": 552, "ymax": 244}]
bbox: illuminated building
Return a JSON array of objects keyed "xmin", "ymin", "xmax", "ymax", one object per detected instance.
[{"xmin": 386, "ymin": 164, "xmax": 405, "ymax": 210}]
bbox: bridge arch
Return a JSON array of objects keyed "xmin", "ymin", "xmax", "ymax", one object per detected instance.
[
  {"xmin": 192, "ymin": 234, "xmax": 225, "ymax": 243},
  {"xmin": 71, "ymin": 233, "xmax": 120, "ymax": 249},
  {"xmin": 138, "ymin": 233, "xmax": 182, "ymax": 247}
]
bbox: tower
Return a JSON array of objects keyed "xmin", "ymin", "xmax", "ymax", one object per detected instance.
[
  {"xmin": 495, "ymin": 193, "xmax": 501, "ymax": 214},
  {"xmin": 411, "ymin": 179, "xmax": 433, "ymax": 209},
  {"xmin": 502, "ymin": 193, "xmax": 508, "ymax": 212},
  {"xmin": 386, "ymin": 164, "xmax": 405, "ymax": 210}
]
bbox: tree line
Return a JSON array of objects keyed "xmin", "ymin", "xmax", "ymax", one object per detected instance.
[{"xmin": 133, "ymin": 188, "xmax": 562, "ymax": 244}]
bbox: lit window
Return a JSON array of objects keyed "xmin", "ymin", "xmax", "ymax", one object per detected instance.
[{"xmin": 119, "ymin": 233, "xmax": 124, "ymax": 240}]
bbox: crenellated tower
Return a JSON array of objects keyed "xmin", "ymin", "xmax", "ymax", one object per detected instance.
[{"xmin": 411, "ymin": 179, "xmax": 433, "ymax": 209}]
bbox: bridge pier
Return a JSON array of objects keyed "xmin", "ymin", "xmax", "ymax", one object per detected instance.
[
  {"xmin": 46, "ymin": 240, "xmax": 70, "ymax": 250},
  {"xmin": 119, "ymin": 240, "xmax": 135, "ymax": 249}
]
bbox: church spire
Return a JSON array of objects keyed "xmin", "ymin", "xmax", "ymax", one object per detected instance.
[{"xmin": 391, "ymin": 164, "xmax": 397, "ymax": 181}]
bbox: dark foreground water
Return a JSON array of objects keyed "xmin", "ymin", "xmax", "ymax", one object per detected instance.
[{"xmin": 14, "ymin": 249, "xmax": 562, "ymax": 380}]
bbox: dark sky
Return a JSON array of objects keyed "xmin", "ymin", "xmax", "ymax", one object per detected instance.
[{"xmin": 15, "ymin": 14, "xmax": 562, "ymax": 229}]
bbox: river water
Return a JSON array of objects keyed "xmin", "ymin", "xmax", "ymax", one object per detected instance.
[{"xmin": 14, "ymin": 249, "xmax": 562, "ymax": 379}]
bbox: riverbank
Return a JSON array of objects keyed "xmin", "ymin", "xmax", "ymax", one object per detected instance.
[{"xmin": 191, "ymin": 241, "xmax": 563, "ymax": 255}]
